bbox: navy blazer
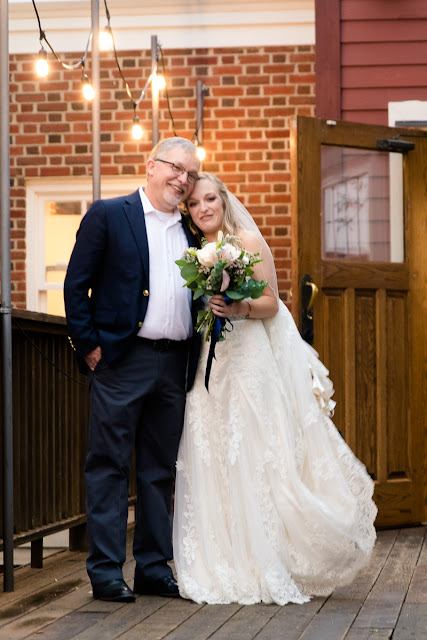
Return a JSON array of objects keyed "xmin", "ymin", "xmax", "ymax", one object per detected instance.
[{"xmin": 64, "ymin": 189, "xmax": 202, "ymax": 390}]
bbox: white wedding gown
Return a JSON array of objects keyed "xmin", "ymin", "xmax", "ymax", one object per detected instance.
[{"xmin": 173, "ymin": 301, "xmax": 377, "ymax": 605}]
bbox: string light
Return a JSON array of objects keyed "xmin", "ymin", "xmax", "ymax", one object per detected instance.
[
  {"xmin": 35, "ymin": 47, "xmax": 49, "ymax": 77},
  {"xmin": 30, "ymin": 0, "xmax": 206, "ymax": 148},
  {"xmin": 31, "ymin": 0, "xmax": 97, "ymax": 71},
  {"xmin": 82, "ymin": 72, "xmax": 95, "ymax": 101},
  {"xmin": 132, "ymin": 115, "xmax": 143, "ymax": 140},
  {"xmin": 196, "ymin": 145, "xmax": 206, "ymax": 162},
  {"xmin": 152, "ymin": 72, "xmax": 166, "ymax": 93},
  {"xmin": 100, "ymin": 24, "xmax": 114, "ymax": 51}
]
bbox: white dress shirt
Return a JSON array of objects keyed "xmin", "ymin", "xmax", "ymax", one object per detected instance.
[{"xmin": 137, "ymin": 187, "xmax": 193, "ymax": 341}]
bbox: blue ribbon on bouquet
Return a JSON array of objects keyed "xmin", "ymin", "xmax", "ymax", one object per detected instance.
[{"xmin": 205, "ymin": 295, "xmax": 233, "ymax": 391}]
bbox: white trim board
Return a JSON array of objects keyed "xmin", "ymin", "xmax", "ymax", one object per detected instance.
[
  {"xmin": 388, "ymin": 101, "xmax": 427, "ymax": 263},
  {"xmin": 9, "ymin": 1, "xmax": 315, "ymax": 53}
]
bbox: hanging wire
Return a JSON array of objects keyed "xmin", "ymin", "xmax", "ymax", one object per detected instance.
[
  {"xmin": 32, "ymin": 0, "xmax": 180, "ymax": 135},
  {"xmin": 103, "ymin": 0, "xmax": 111, "ymax": 24},
  {"xmin": 31, "ymin": 0, "xmax": 99, "ymax": 70},
  {"xmin": 102, "ymin": 0, "xmax": 159, "ymax": 110}
]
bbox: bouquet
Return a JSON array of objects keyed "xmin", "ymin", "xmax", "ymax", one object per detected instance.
[{"xmin": 176, "ymin": 232, "xmax": 268, "ymax": 342}]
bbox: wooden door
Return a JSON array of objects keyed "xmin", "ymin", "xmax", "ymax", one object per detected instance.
[{"xmin": 290, "ymin": 116, "xmax": 427, "ymax": 527}]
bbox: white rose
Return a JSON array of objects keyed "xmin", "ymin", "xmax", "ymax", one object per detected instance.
[
  {"xmin": 197, "ymin": 242, "xmax": 219, "ymax": 268},
  {"xmin": 219, "ymin": 243, "xmax": 241, "ymax": 263}
]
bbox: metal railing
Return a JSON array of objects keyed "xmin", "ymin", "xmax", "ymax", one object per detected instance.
[{"xmin": 0, "ymin": 309, "xmax": 136, "ymax": 586}]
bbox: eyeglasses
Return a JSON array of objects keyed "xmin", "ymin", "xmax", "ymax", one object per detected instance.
[{"xmin": 154, "ymin": 158, "xmax": 199, "ymax": 184}]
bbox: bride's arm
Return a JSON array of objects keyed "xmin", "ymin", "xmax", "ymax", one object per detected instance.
[{"xmin": 209, "ymin": 231, "xmax": 279, "ymax": 320}]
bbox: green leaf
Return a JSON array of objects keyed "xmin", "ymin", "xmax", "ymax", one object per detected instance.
[
  {"xmin": 197, "ymin": 309, "xmax": 208, "ymax": 324},
  {"xmin": 193, "ymin": 288, "xmax": 205, "ymax": 300},
  {"xmin": 175, "ymin": 259, "xmax": 188, "ymax": 267},
  {"xmin": 181, "ymin": 263, "xmax": 199, "ymax": 280},
  {"xmin": 226, "ymin": 289, "xmax": 245, "ymax": 300},
  {"xmin": 210, "ymin": 262, "xmax": 225, "ymax": 292}
]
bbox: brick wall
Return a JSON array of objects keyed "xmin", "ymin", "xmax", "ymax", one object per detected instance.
[{"xmin": 9, "ymin": 44, "xmax": 315, "ymax": 308}]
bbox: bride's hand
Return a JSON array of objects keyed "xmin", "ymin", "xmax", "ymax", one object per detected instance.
[
  {"xmin": 209, "ymin": 294, "xmax": 245, "ymax": 318},
  {"xmin": 208, "ymin": 294, "xmax": 228, "ymax": 317}
]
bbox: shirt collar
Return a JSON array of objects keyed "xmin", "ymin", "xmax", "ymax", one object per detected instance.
[{"xmin": 139, "ymin": 187, "xmax": 182, "ymax": 225}]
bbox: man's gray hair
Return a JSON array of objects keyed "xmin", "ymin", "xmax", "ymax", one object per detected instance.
[{"xmin": 149, "ymin": 137, "xmax": 199, "ymax": 161}]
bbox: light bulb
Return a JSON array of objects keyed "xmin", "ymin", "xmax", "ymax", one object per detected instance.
[
  {"xmin": 100, "ymin": 26, "xmax": 113, "ymax": 51},
  {"xmin": 196, "ymin": 146, "xmax": 206, "ymax": 162},
  {"xmin": 36, "ymin": 49, "xmax": 49, "ymax": 78},
  {"xmin": 152, "ymin": 73, "xmax": 166, "ymax": 92},
  {"xmin": 132, "ymin": 116, "xmax": 143, "ymax": 140},
  {"xmin": 82, "ymin": 75, "xmax": 95, "ymax": 101}
]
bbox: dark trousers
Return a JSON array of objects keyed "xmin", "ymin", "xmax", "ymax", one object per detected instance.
[{"xmin": 85, "ymin": 339, "xmax": 188, "ymax": 584}]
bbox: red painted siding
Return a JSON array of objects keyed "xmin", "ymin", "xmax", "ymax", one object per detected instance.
[{"xmin": 316, "ymin": 0, "xmax": 427, "ymax": 124}]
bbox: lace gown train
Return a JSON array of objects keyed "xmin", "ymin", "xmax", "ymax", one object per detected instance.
[{"xmin": 173, "ymin": 301, "xmax": 377, "ymax": 605}]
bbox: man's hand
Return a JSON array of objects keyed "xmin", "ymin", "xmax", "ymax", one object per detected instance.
[{"xmin": 85, "ymin": 346, "xmax": 102, "ymax": 371}]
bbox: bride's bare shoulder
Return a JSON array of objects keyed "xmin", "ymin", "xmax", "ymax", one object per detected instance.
[{"xmin": 237, "ymin": 228, "xmax": 262, "ymax": 253}]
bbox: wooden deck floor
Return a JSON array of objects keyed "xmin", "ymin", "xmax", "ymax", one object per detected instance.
[{"xmin": 0, "ymin": 526, "xmax": 426, "ymax": 640}]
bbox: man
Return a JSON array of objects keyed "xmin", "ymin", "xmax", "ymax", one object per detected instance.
[{"xmin": 64, "ymin": 137, "xmax": 201, "ymax": 602}]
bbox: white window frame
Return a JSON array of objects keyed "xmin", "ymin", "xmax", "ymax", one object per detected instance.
[
  {"xmin": 388, "ymin": 100, "xmax": 427, "ymax": 263},
  {"xmin": 26, "ymin": 176, "xmax": 144, "ymax": 314}
]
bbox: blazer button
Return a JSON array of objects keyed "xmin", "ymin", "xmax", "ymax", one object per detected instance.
[
  {"xmin": 143, "ymin": 290, "xmax": 149, "ymax": 297},
  {"xmin": 138, "ymin": 321, "xmax": 143, "ymax": 327}
]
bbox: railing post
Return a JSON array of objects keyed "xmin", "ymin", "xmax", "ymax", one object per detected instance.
[
  {"xmin": 91, "ymin": 0, "xmax": 101, "ymax": 201},
  {"xmin": 69, "ymin": 523, "xmax": 88, "ymax": 552},
  {"xmin": 0, "ymin": 0, "xmax": 14, "ymax": 592}
]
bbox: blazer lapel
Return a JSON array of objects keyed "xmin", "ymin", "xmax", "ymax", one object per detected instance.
[{"xmin": 123, "ymin": 190, "xmax": 149, "ymax": 279}]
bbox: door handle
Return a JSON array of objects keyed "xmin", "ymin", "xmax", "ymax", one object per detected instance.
[
  {"xmin": 301, "ymin": 274, "xmax": 318, "ymax": 345},
  {"xmin": 306, "ymin": 281, "xmax": 318, "ymax": 317}
]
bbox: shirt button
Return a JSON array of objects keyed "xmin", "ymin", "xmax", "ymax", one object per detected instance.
[
  {"xmin": 138, "ymin": 321, "xmax": 143, "ymax": 327},
  {"xmin": 143, "ymin": 290, "xmax": 149, "ymax": 297}
]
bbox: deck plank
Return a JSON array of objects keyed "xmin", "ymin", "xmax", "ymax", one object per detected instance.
[
  {"xmin": 296, "ymin": 528, "xmax": 398, "ymax": 640},
  {"xmin": 63, "ymin": 597, "xmax": 172, "ymax": 640},
  {"xmin": 1, "ymin": 528, "xmax": 426, "ymax": 640},
  {"xmin": 205, "ymin": 603, "xmax": 280, "ymax": 640},
  {"xmin": 147, "ymin": 603, "xmax": 242, "ymax": 640},
  {"xmin": 392, "ymin": 603, "xmax": 427, "ymax": 639},
  {"xmin": 0, "ymin": 542, "xmax": 135, "ymax": 637},
  {"xmin": 344, "ymin": 629, "xmax": 393, "ymax": 639},
  {"xmin": 103, "ymin": 598, "xmax": 204, "ymax": 640},
  {"xmin": 0, "ymin": 583, "xmax": 94, "ymax": 639},
  {"xmin": 254, "ymin": 598, "xmax": 326, "ymax": 640},
  {"xmin": 351, "ymin": 527, "xmax": 426, "ymax": 630},
  {"xmin": 23, "ymin": 612, "xmax": 107, "ymax": 640}
]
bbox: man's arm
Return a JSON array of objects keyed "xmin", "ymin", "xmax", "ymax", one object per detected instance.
[{"xmin": 64, "ymin": 199, "xmax": 107, "ymax": 360}]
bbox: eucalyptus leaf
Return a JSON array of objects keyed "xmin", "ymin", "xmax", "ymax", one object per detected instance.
[{"xmin": 181, "ymin": 263, "xmax": 199, "ymax": 280}]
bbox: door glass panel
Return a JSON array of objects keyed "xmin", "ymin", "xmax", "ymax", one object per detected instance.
[
  {"xmin": 321, "ymin": 146, "xmax": 404, "ymax": 262},
  {"xmin": 44, "ymin": 200, "xmax": 82, "ymax": 316}
]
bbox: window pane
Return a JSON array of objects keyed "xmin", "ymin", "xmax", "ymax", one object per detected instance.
[
  {"xmin": 321, "ymin": 146, "xmax": 404, "ymax": 262},
  {"xmin": 44, "ymin": 200, "xmax": 82, "ymax": 316}
]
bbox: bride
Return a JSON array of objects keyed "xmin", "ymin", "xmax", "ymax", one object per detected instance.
[{"xmin": 173, "ymin": 173, "xmax": 377, "ymax": 606}]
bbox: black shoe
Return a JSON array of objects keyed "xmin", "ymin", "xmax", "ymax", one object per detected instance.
[
  {"xmin": 133, "ymin": 574, "xmax": 180, "ymax": 598},
  {"xmin": 92, "ymin": 578, "xmax": 135, "ymax": 602}
]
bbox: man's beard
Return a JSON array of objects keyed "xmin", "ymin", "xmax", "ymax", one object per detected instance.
[{"xmin": 163, "ymin": 185, "xmax": 184, "ymax": 208}]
